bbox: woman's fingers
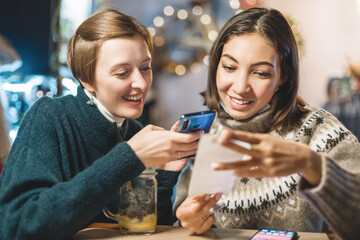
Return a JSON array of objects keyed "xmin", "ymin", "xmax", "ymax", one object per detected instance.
[
  {"xmin": 172, "ymin": 150, "xmax": 197, "ymax": 160},
  {"xmin": 177, "ymin": 194, "xmax": 211, "ymax": 221},
  {"xmin": 176, "ymin": 139, "xmax": 200, "ymax": 150},
  {"xmin": 220, "ymin": 128, "xmax": 261, "ymax": 144},
  {"xmin": 212, "ymin": 160, "xmax": 268, "ymax": 178},
  {"xmin": 222, "ymin": 139, "xmax": 253, "ymax": 155},
  {"xmin": 218, "ymin": 129, "xmax": 260, "ymax": 157},
  {"xmin": 170, "ymin": 121, "xmax": 180, "ymax": 132},
  {"xmin": 189, "ymin": 193, "xmax": 221, "ymax": 234},
  {"xmin": 177, "ymin": 193, "xmax": 222, "ymax": 229},
  {"xmin": 173, "ymin": 130, "xmax": 203, "ymax": 143},
  {"xmin": 192, "ymin": 215, "xmax": 215, "ymax": 234},
  {"xmin": 211, "ymin": 159, "xmax": 258, "ymax": 171},
  {"xmin": 199, "ymin": 193, "xmax": 222, "ymax": 217}
]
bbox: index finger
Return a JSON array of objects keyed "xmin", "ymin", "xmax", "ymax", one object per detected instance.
[
  {"xmin": 171, "ymin": 131, "xmax": 203, "ymax": 143},
  {"xmin": 211, "ymin": 159, "xmax": 256, "ymax": 171},
  {"xmin": 218, "ymin": 130, "xmax": 252, "ymax": 155},
  {"xmin": 187, "ymin": 193, "xmax": 222, "ymax": 218},
  {"xmin": 220, "ymin": 128, "xmax": 261, "ymax": 144},
  {"xmin": 170, "ymin": 120, "xmax": 180, "ymax": 132}
]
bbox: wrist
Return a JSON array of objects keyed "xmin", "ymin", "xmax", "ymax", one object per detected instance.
[{"xmin": 301, "ymin": 150, "xmax": 322, "ymax": 186}]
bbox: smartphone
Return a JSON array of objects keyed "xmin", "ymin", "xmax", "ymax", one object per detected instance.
[
  {"xmin": 177, "ymin": 110, "xmax": 216, "ymax": 133},
  {"xmin": 249, "ymin": 229, "xmax": 297, "ymax": 240}
]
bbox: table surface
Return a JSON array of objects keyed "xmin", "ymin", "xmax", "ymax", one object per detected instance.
[{"xmin": 72, "ymin": 223, "xmax": 329, "ymax": 240}]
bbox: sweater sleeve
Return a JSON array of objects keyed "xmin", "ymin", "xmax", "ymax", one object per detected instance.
[
  {"xmin": 156, "ymin": 169, "xmax": 180, "ymax": 225},
  {"xmin": 0, "ymin": 99, "xmax": 145, "ymax": 240},
  {"xmin": 172, "ymin": 161, "xmax": 193, "ymax": 226},
  {"xmin": 298, "ymin": 133, "xmax": 360, "ymax": 240}
]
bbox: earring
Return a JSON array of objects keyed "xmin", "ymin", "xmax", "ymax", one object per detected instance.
[
  {"xmin": 87, "ymin": 93, "xmax": 95, "ymax": 105},
  {"xmin": 275, "ymin": 87, "xmax": 279, "ymax": 92}
]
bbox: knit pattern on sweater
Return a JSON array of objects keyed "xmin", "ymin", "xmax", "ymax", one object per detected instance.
[
  {"xmin": 174, "ymin": 105, "xmax": 360, "ymax": 235},
  {"xmin": 212, "ymin": 108, "xmax": 353, "ymax": 232}
]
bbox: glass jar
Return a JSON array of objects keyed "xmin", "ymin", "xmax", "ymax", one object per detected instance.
[{"xmin": 103, "ymin": 167, "xmax": 158, "ymax": 235}]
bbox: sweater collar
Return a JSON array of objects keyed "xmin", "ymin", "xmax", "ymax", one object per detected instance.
[
  {"xmin": 83, "ymin": 88, "xmax": 125, "ymax": 127},
  {"xmin": 218, "ymin": 104, "xmax": 274, "ymax": 133},
  {"xmin": 74, "ymin": 86, "xmax": 127, "ymax": 148}
]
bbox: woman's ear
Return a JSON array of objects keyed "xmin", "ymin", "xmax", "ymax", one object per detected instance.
[{"xmin": 79, "ymin": 80, "xmax": 95, "ymax": 93}]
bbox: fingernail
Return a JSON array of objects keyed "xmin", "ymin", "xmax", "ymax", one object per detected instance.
[
  {"xmin": 209, "ymin": 201, "xmax": 225, "ymax": 214},
  {"xmin": 211, "ymin": 162, "xmax": 220, "ymax": 170},
  {"xmin": 215, "ymin": 193, "xmax": 222, "ymax": 201},
  {"xmin": 204, "ymin": 194, "xmax": 211, "ymax": 201}
]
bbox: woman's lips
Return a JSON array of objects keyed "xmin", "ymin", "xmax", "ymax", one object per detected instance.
[
  {"xmin": 230, "ymin": 96, "xmax": 252, "ymax": 105},
  {"xmin": 122, "ymin": 94, "xmax": 143, "ymax": 101}
]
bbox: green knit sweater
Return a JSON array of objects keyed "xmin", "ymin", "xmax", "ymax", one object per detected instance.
[{"xmin": 0, "ymin": 87, "xmax": 179, "ymax": 240}]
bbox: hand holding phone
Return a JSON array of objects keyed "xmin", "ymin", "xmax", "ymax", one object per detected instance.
[
  {"xmin": 177, "ymin": 110, "xmax": 216, "ymax": 133},
  {"xmin": 175, "ymin": 110, "xmax": 216, "ymax": 159},
  {"xmin": 250, "ymin": 229, "xmax": 297, "ymax": 240}
]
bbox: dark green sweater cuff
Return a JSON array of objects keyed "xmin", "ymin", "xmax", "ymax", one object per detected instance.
[{"xmin": 156, "ymin": 169, "xmax": 180, "ymax": 189}]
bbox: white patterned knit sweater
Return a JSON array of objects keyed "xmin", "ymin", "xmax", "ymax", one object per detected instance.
[{"xmin": 174, "ymin": 106, "xmax": 360, "ymax": 240}]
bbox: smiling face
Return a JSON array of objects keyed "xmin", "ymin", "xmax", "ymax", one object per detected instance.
[
  {"xmin": 216, "ymin": 33, "xmax": 281, "ymax": 120},
  {"xmin": 81, "ymin": 35, "xmax": 152, "ymax": 119}
]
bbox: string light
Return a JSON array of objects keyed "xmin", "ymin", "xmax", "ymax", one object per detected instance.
[
  {"xmin": 150, "ymin": 4, "xmax": 217, "ymax": 75},
  {"xmin": 175, "ymin": 65, "xmax": 186, "ymax": 75},
  {"xmin": 177, "ymin": 9, "xmax": 188, "ymax": 20},
  {"xmin": 163, "ymin": 5, "xmax": 174, "ymax": 16},
  {"xmin": 192, "ymin": 5, "xmax": 203, "ymax": 15},
  {"xmin": 203, "ymin": 55, "xmax": 210, "ymax": 65},
  {"xmin": 200, "ymin": 14, "xmax": 211, "ymax": 25},
  {"xmin": 208, "ymin": 30, "xmax": 218, "ymax": 41},
  {"xmin": 147, "ymin": 27, "xmax": 156, "ymax": 36},
  {"xmin": 190, "ymin": 62, "xmax": 202, "ymax": 73},
  {"xmin": 153, "ymin": 16, "xmax": 164, "ymax": 27},
  {"xmin": 229, "ymin": 0, "xmax": 240, "ymax": 9},
  {"xmin": 154, "ymin": 36, "xmax": 164, "ymax": 47}
]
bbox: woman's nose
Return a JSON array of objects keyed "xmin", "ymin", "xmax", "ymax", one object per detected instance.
[
  {"xmin": 131, "ymin": 69, "xmax": 147, "ymax": 91},
  {"xmin": 232, "ymin": 73, "xmax": 251, "ymax": 94}
]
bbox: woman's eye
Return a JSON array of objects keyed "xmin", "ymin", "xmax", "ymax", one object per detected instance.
[
  {"xmin": 140, "ymin": 66, "xmax": 151, "ymax": 72},
  {"xmin": 254, "ymin": 71, "xmax": 271, "ymax": 77},
  {"xmin": 115, "ymin": 72, "xmax": 128, "ymax": 77},
  {"xmin": 222, "ymin": 65, "xmax": 236, "ymax": 72}
]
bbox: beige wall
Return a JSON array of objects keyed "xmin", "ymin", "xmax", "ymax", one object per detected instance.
[{"xmin": 263, "ymin": 0, "xmax": 360, "ymax": 107}]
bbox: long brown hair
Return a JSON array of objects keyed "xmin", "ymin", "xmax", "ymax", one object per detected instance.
[
  {"xmin": 203, "ymin": 8, "xmax": 308, "ymax": 131},
  {"xmin": 67, "ymin": 9, "xmax": 153, "ymax": 86}
]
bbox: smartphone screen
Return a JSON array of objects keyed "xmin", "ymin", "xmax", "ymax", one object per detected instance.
[
  {"xmin": 177, "ymin": 110, "xmax": 216, "ymax": 133},
  {"xmin": 250, "ymin": 229, "xmax": 297, "ymax": 240}
]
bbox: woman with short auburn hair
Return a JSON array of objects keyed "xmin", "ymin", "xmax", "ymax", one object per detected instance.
[
  {"xmin": 0, "ymin": 9, "xmax": 200, "ymax": 240},
  {"xmin": 67, "ymin": 9, "xmax": 153, "ymax": 87}
]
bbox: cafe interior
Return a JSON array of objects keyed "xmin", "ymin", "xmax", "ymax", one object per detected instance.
[{"xmin": 0, "ymin": 0, "xmax": 360, "ymax": 239}]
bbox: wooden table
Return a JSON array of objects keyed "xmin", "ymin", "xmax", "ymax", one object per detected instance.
[{"xmin": 72, "ymin": 223, "xmax": 329, "ymax": 240}]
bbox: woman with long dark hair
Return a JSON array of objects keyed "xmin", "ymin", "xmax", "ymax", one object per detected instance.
[{"xmin": 175, "ymin": 8, "xmax": 360, "ymax": 240}]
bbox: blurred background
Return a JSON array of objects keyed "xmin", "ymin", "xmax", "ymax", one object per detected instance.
[{"xmin": 1, "ymin": 0, "xmax": 360, "ymax": 150}]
